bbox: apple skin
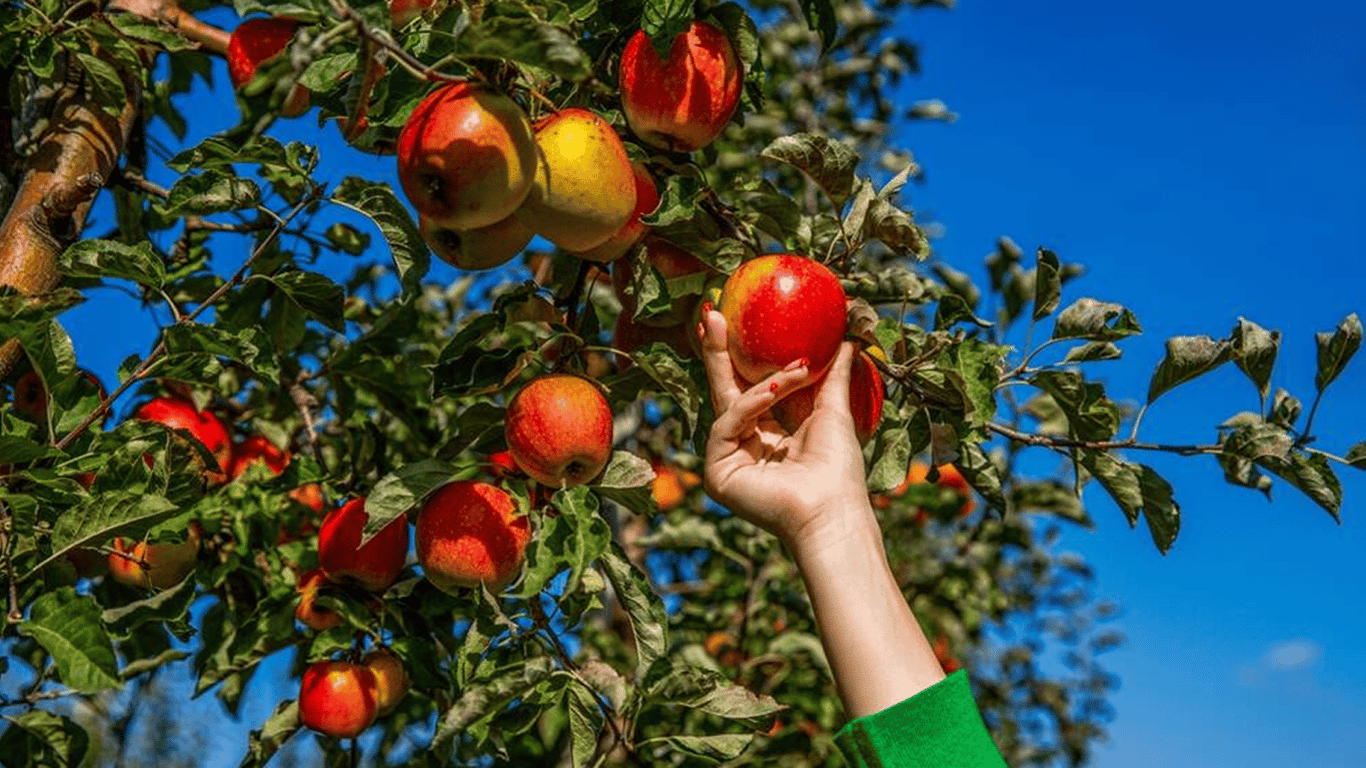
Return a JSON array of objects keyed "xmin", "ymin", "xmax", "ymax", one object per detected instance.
[
  {"xmin": 515, "ymin": 108, "xmax": 637, "ymax": 252},
  {"xmin": 107, "ymin": 526, "xmax": 201, "ymax": 590},
  {"xmin": 362, "ymin": 648, "xmax": 411, "ymax": 716},
  {"xmin": 772, "ymin": 349, "xmax": 885, "ymax": 444},
  {"xmin": 651, "ymin": 462, "xmax": 700, "ymax": 510},
  {"xmin": 420, "ymin": 212, "xmax": 532, "ymax": 271},
  {"xmin": 505, "ymin": 374, "xmax": 614, "ymax": 488},
  {"xmin": 227, "ymin": 18, "xmax": 310, "ymax": 118},
  {"xmin": 570, "ymin": 162, "xmax": 660, "ymax": 263},
  {"xmin": 229, "ymin": 434, "xmax": 289, "ymax": 478},
  {"xmin": 389, "ymin": 0, "xmax": 441, "ymax": 27},
  {"xmin": 317, "ymin": 498, "xmax": 410, "ymax": 593},
  {"xmin": 133, "ymin": 397, "xmax": 234, "ymax": 484},
  {"xmin": 14, "ymin": 368, "xmax": 107, "ymax": 424},
  {"xmin": 416, "ymin": 480, "xmax": 531, "ymax": 593},
  {"xmin": 397, "ymin": 83, "xmax": 539, "ymax": 231},
  {"xmin": 299, "ymin": 660, "xmax": 379, "ymax": 739},
  {"xmin": 620, "ymin": 21, "xmax": 743, "ymax": 153},
  {"xmin": 294, "ymin": 568, "xmax": 342, "ymax": 631},
  {"xmin": 719, "ymin": 254, "xmax": 848, "ymax": 383}
]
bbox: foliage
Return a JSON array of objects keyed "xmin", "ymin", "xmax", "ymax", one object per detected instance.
[{"xmin": 0, "ymin": 0, "xmax": 1361, "ymax": 766}]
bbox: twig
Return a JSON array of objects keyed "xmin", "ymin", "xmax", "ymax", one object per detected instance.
[
  {"xmin": 986, "ymin": 422, "xmax": 1218, "ymax": 457},
  {"xmin": 54, "ymin": 188, "xmax": 321, "ymax": 452},
  {"xmin": 2, "ymin": 501, "xmax": 21, "ymax": 623}
]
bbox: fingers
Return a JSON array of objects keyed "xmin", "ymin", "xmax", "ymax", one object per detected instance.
[
  {"xmin": 699, "ymin": 308, "xmax": 742, "ymax": 413},
  {"xmin": 708, "ymin": 359, "xmax": 812, "ymax": 446},
  {"xmin": 812, "ymin": 341, "xmax": 857, "ymax": 418}
]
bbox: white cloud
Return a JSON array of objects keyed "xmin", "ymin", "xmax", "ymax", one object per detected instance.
[{"xmin": 1262, "ymin": 638, "xmax": 1323, "ymax": 671}]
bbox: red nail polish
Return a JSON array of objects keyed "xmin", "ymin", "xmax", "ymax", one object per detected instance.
[
  {"xmin": 702, "ymin": 301, "xmax": 714, "ymax": 315},
  {"xmin": 800, "ymin": 358, "xmax": 809, "ymax": 369},
  {"xmin": 768, "ymin": 382, "xmax": 779, "ymax": 394}
]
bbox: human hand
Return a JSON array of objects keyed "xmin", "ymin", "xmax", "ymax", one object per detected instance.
[{"xmin": 698, "ymin": 307, "xmax": 872, "ymax": 550}]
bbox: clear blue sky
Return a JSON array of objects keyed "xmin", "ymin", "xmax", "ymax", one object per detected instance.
[
  {"xmin": 47, "ymin": 1, "xmax": 1366, "ymax": 765},
  {"xmin": 898, "ymin": 2, "xmax": 1366, "ymax": 765}
]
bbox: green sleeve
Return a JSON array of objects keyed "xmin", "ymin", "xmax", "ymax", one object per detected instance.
[{"xmin": 834, "ymin": 671, "xmax": 1008, "ymax": 768}]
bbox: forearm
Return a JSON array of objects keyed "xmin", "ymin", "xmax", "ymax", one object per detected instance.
[{"xmin": 789, "ymin": 498, "xmax": 945, "ymax": 719}]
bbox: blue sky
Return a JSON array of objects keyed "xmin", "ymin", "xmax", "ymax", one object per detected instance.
[
  {"xmin": 35, "ymin": 1, "xmax": 1366, "ymax": 765},
  {"xmin": 898, "ymin": 2, "xmax": 1366, "ymax": 765}
]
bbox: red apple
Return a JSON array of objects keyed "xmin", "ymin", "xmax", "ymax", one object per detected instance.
[
  {"xmin": 294, "ymin": 568, "xmax": 342, "ymax": 631},
  {"xmin": 397, "ymin": 82, "xmax": 538, "ymax": 231},
  {"xmin": 504, "ymin": 375, "xmax": 614, "ymax": 488},
  {"xmin": 719, "ymin": 253, "xmax": 847, "ymax": 383},
  {"xmin": 362, "ymin": 648, "xmax": 411, "ymax": 716},
  {"xmin": 133, "ymin": 396, "xmax": 234, "ymax": 484},
  {"xmin": 299, "ymin": 660, "xmax": 379, "ymax": 739},
  {"xmin": 229, "ymin": 434, "xmax": 289, "ymax": 478},
  {"xmin": 651, "ymin": 461, "xmax": 700, "ymax": 510},
  {"xmin": 317, "ymin": 498, "xmax": 410, "ymax": 593},
  {"xmin": 13, "ymin": 369, "xmax": 108, "ymax": 423},
  {"xmin": 227, "ymin": 18, "xmax": 310, "ymax": 117},
  {"xmin": 772, "ymin": 349, "xmax": 885, "ymax": 444},
  {"xmin": 570, "ymin": 162, "xmax": 661, "ymax": 263},
  {"xmin": 416, "ymin": 480, "xmax": 530, "ymax": 593},
  {"xmin": 620, "ymin": 21, "xmax": 743, "ymax": 153},
  {"xmin": 420, "ymin": 212, "xmax": 532, "ymax": 271},
  {"xmin": 107, "ymin": 526, "xmax": 201, "ymax": 590},
  {"xmin": 612, "ymin": 312, "xmax": 694, "ymax": 367},
  {"xmin": 389, "ymin": 0, "xmax": 441, "ymax": 28},
  {"xmin": 515, "ymin": 108, "xmax": 637, "ymax": 252}
]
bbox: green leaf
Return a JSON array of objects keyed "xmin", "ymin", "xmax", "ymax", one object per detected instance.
[
  {"xmin": 364, "ymin": 460, "xmax": 463, "ymax": 543},
  {"xmin": 20, "ymin": 588, "xmax": 120, "ymax": 694},
  {"xmin": 1231, "ymin": 318, "xmax": 1280, "ymax": 400},
  {"xmin": 0, "ymin": 435, "xmax": 62, "ymax": 464},
  {"xmin": 237, "ymin": 699, "xmax": 300, "ymax": 768},
  {"xmin": 1257, "ymin": 451, "xmax": 1342, "ymax": 520},
  {"xmin": 102, "ymin": 571, "xmax": 198, "ymax": 636},
  {"xmin": 517, "ymin": 486, "xmax": 611, "ymax": 597},
  {"xmin": 685, "ymin": 681, "xmax": 784, "ymax": 724},
  {"xmin": 162, "ymin": 323, "xmax": 280, "ymax": 382},
  {"xmin": 649, "ymin": 733, "xmax": 755, "ymax": 761},
  {"xmin": 1314, "ymin": 313, "xmax": 1362, "ymax": 392},
  {"xmin": 641, "ymin": 0, "xmax": 695, "ymax": 56},
  {"xmin": 760, "ymin": 133, "xmax": 858, "ymax": 207},
  {"xmin": 257, "ymin": 270, "xmax": 345, "ymax": 333},
  {"xmin": 796, "ymin": 0, "xmax": 837, "ymax": 51},
  {"xmin": 61, "ymin": 239, "xmax": 167, "ymax": 289},
  {"xmin": 73, "ymin": 52, "xmax": 126, "ymax": 108},
  {"xmin": 1051, "ymin": 298, "xmax": 1141, "ymax": 341},
  {"xmin": 1031, "ymin": 371, "xmax": 1120, "ymax": 441},
  {"xmin": 1061, "ymin": 341, "xmax": 1122, "ymax": 363},
  {"xmin": 1346, "ymin": 441, "xmax": 1366, "ymax": 470},
  {"xmin": 432, "ymin": 657, "xmax": 556, "ymax": 757},
  {"xmin": 600, "ymin": 543, "xmax": 668, "ymax": 678},
  {"xmin": 455, "ymin": 17, "xmax": 590, "ymax": 81},
  {"xmin": 868, "ymin": 427, "xmax": 911, "ymax": 492},
  {"xmin": 1032, "ymin": 247, "xmax": 1062, "ymax": 321},
  {"xmin": 332, "ymin": 177, "xmax": 430, "ymax": 297},
  {"xmin": 946, "ymin": 339, "xmax": 1005, "ymax": 428},
  {"xmin": 1079, "ymin": 452, "xmax": 1181, "ymax": 553},
  {"xmin": 632, "ymin": 348, "xmax": 704, "ymax": 439},
  {"xmin": 592, "ymin": 450, "xmax": 656, "ymax": 515},
  {"xmin": 0, "ymin": 710, "xmax": 90, "ymax": 767},
  {"xmin": 1146, "ymin": 334, "xmax": 1235, "ymax": 403},
  {"xmin": 162, "ymin": 171, "xmax": 261, "ymax": 215},
  {"xmin": 566, "ymin": 681, "xmax": 603, "ymax": 768}
]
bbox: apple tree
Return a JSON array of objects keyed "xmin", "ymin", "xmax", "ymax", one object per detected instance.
[{"xmin": 0, "ymin": 0, "xmax": 1361, "ymax": 766}]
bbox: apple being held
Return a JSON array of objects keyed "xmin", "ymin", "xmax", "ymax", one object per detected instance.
[
  {"xmin": 397, "ymin": 82, "xmax": 538, "ymax": 231},
  {"xmin": 416, "ymin": 480, "xmax": 531, "ymax": 594},
  {"xmin": 133, "ymin": 396, "xmax": 234, "ymax": 484},
  {"xmin": 420, "ymin": 212, "xmax": 533, "ymax": 272},
  {"xmin": 227, "ymin": 17, "xmax": 310, "ymax": 118},
  {"xmin": 505, "ymin": 374, "xmax": 614, "ymax": 488},
  {"xmin": 299, "ymin": 660, "xmax": 379, "ymax": 739},
  {"xmin": 317, "ymin": 498, "xmax": 410, "ymax": 593},
  {"xmin": 719, "ymin": 253, "xmax": 848, "ymax": 383},
  {"xmin": 515, "ymin": 108, "xmax": 637, "ymax": 252},
  {"xmin": 772, "ymin": 348, "xmax": 885, "ymax": 444},
  {"xmin": 569, "ymin": 162, "xmax": 661, "ymax": 263},
  {"xmin": 619, "ymin": 20, "xmax": 743, "ymax": 153}
]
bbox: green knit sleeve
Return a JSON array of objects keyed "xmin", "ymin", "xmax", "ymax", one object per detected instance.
[{"xmin": 833, "ymin": 671, "xmax": 1008, "ymax": 768}]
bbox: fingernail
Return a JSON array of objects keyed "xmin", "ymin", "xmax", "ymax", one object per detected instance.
[
  {"xmin": 702, "ymin": 301, "xmax": 714, "ymax": 315},
  {"xmin": 800, "ymin": 358, "xmax": 809, "ymax": 369},
  {"xmin": 768, "ymin": 382, "xmax": 780, "ymax": 393},
  {"xmin": 783, "ymin": 358, "xmax": 807, "ymax": 372}
]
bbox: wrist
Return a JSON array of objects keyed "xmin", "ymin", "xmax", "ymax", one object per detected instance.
[{"xmin": 783, "ymin": 495, "xmax": 883, "ymax": 566}]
